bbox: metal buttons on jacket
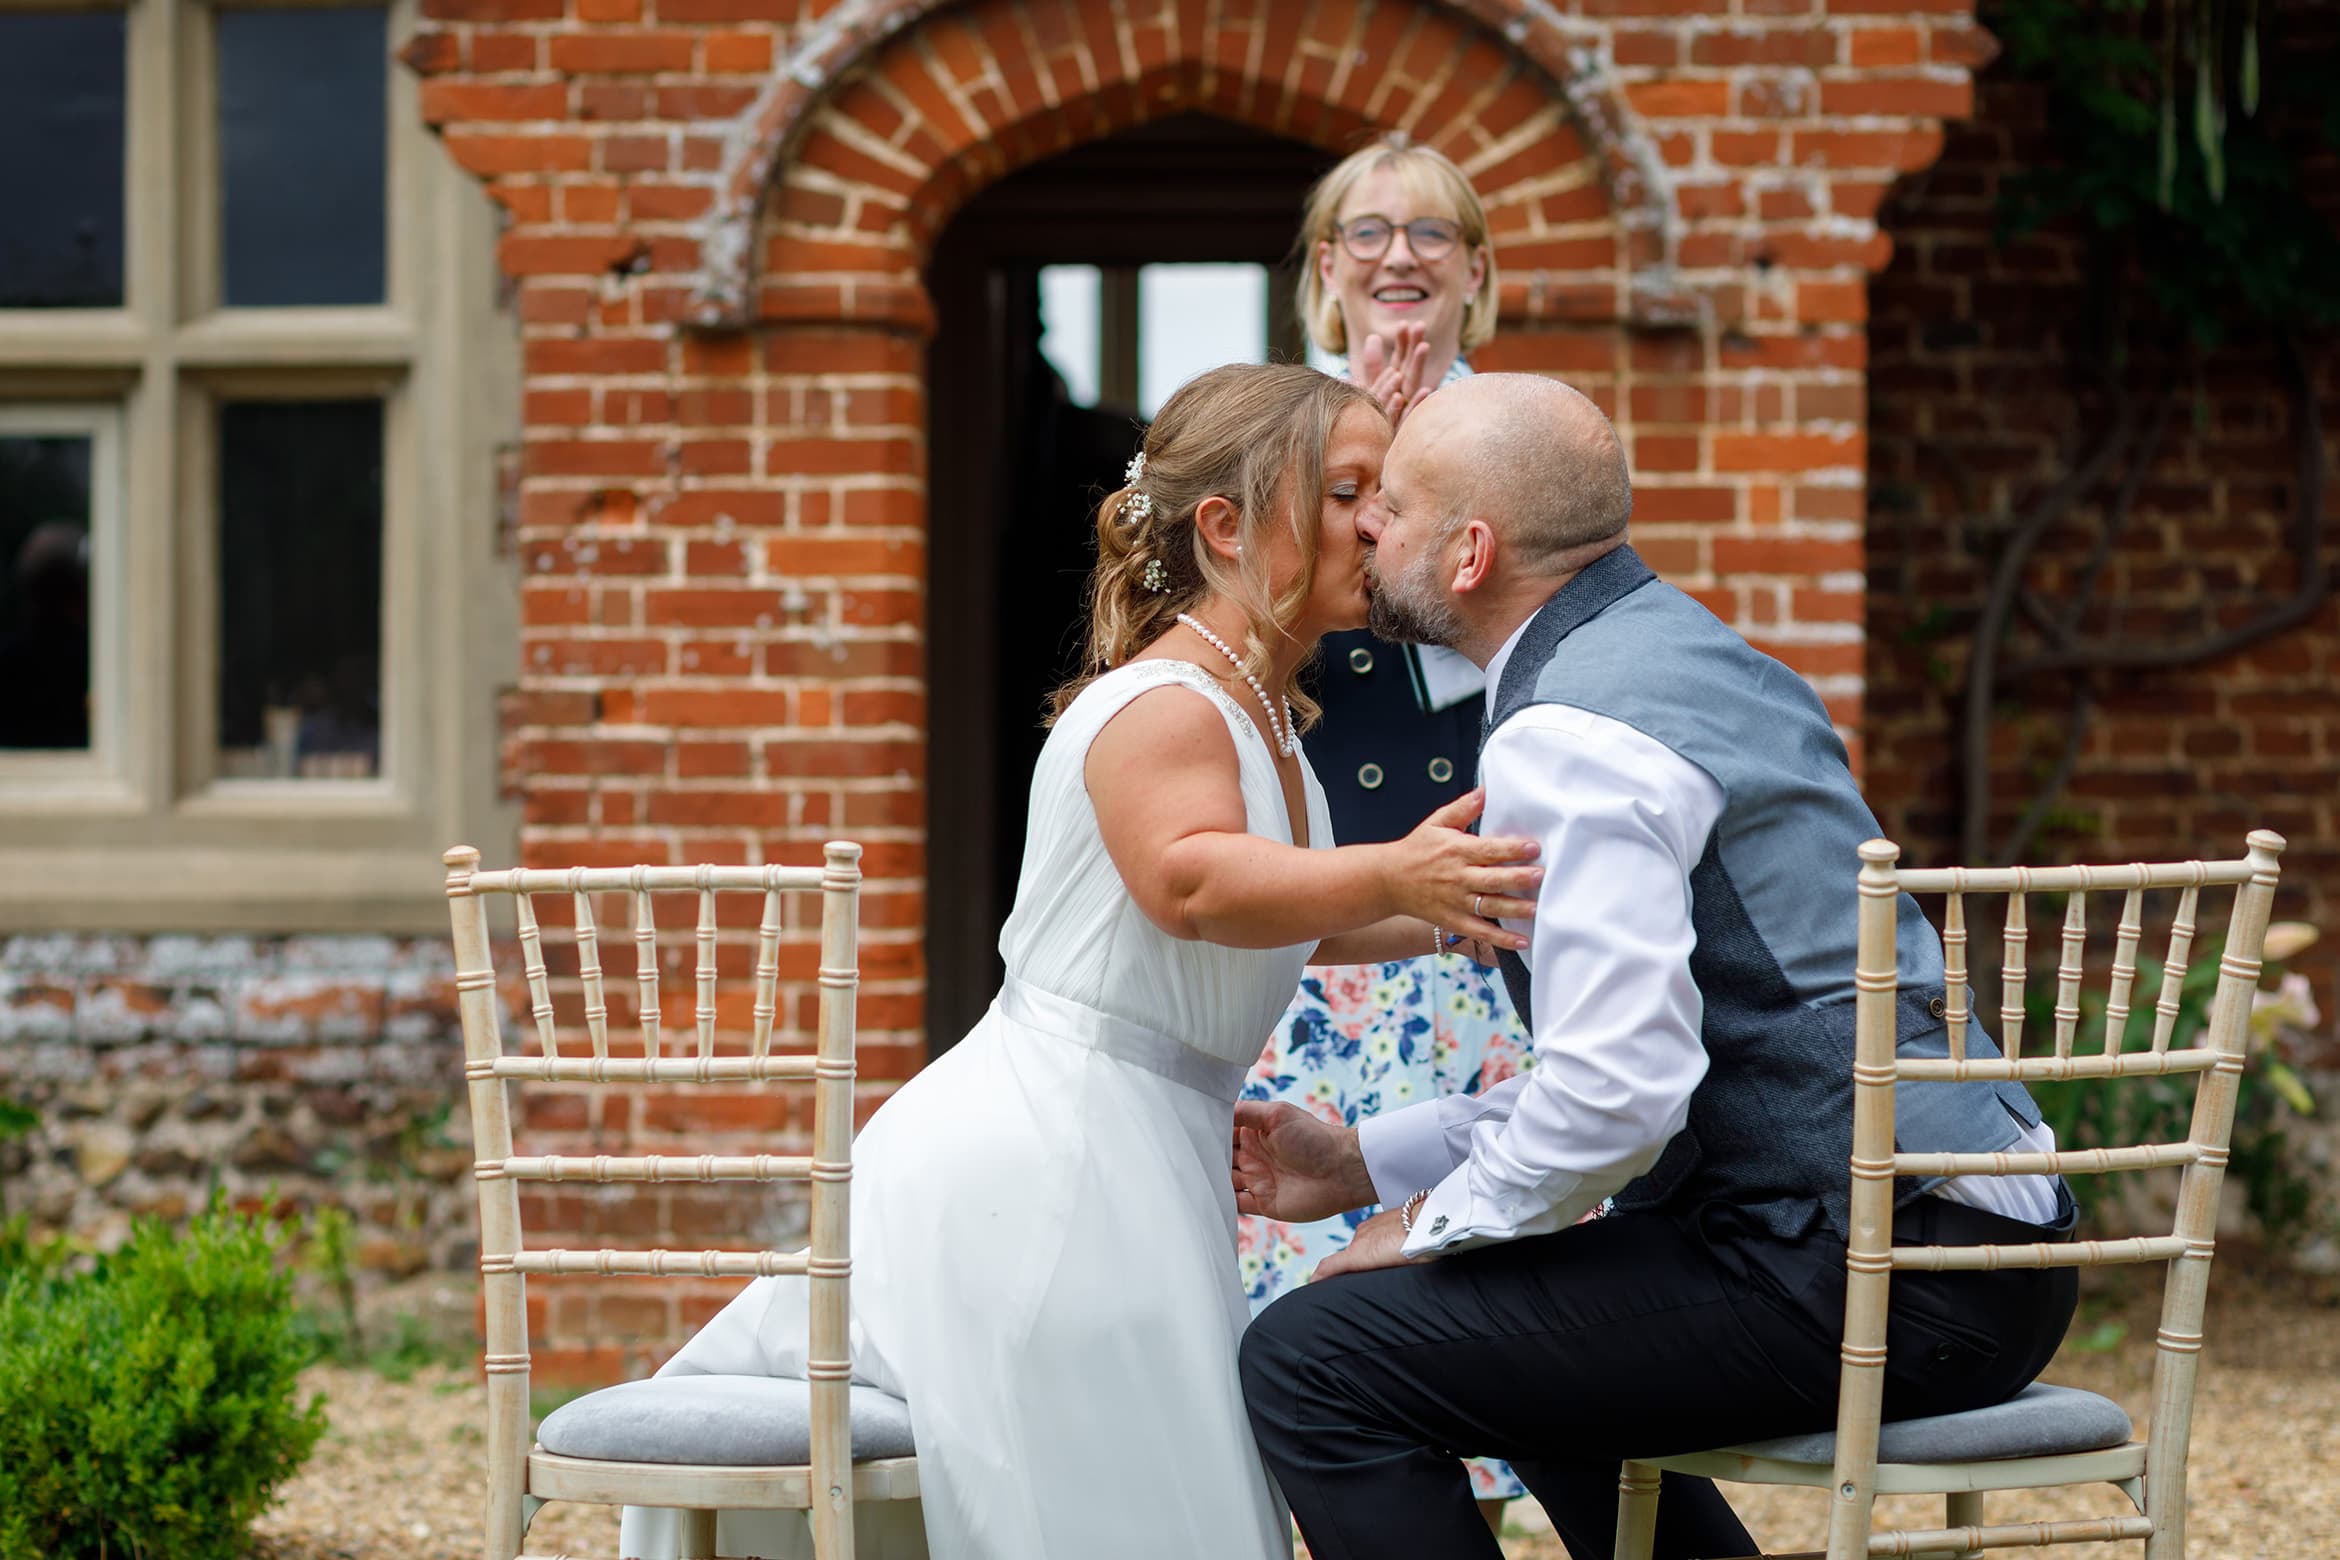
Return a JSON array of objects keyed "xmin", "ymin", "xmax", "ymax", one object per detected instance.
[{"xmin": 1310, "ymin": 628, "xmax": 1485, "ymax": 848}]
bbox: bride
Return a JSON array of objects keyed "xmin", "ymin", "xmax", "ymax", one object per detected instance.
[{"xmin": 617, "ymin": 362, "xmax": 1541, "ymax": 1559}]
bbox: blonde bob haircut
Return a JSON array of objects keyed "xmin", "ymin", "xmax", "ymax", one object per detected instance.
[{"xmin": 1294, "ymin": 134, "xmax": 1499, "ymax": 358}]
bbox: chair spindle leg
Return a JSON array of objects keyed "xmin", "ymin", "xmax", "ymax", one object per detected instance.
[{"xmin": 1613, "ymin": 1460, "xmax": 1660, "ymax": 1560}]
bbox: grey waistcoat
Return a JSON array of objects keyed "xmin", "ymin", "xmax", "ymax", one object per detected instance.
[{"xmin": 1486, "ymin": 545, "xmax": 2043, "ymax": 1240}]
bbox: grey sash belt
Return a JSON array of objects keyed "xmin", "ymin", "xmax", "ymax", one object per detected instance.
[{"xmin": 996, "ymin": 976, "xmax": 1250, "ymax": 1101}]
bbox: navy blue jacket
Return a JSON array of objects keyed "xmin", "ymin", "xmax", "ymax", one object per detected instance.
[{"xmin": 1304, "ymin": 629, "xmax": 1483, "ymax": 847}]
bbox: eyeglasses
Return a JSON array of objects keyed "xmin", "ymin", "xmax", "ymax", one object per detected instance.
[{"xmin": 1332, "ymin": 215, "xmax": 1465, "ymax": 263}]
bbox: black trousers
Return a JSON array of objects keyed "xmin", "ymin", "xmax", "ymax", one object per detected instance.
[{"xmin": 1240, "ymin": 1197, "xmax": 2078, "ymax": 1560}]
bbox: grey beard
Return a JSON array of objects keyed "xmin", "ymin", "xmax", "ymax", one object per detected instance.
[{"xmin": 1365, "ymin": 553, "xmax": 1465, "ymax": 649}]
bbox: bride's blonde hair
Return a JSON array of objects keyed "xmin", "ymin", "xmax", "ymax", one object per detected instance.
[{"xmin": 1049, "ymin": 362, "xmax": 1375, "ymax": 727}]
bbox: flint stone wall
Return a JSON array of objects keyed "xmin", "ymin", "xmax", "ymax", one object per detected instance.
[{"xmin": 0, "ymin": 931, "xmax": 476, "ymax": 1272}]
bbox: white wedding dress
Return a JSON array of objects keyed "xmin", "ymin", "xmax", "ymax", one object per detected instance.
[{"xmin": 619, "ymin": 659, "xmax": 1326, "ymax": 1560}]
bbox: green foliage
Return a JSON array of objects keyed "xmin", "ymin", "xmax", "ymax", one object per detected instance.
[
  {"xmin": 1993, "ymin": 0, "xmax": 2340, "ymax": 348},
  {"xmin": 2067, "ymin": 1316, "xmax": 2132, "ymax": 1353},
  {"xmin": 0, "ymin": 1198, "xmax": 327, "ymax": 1560},
  {"xmin": 0, "ymin": 1097, "xmax": 36, "ymax": 1225},
  {"xmin": 286, "ymin": 1203, "xmax": 473, "ymax": 1381},
  {"xmin": 297, "ymin": 1302, "xmax": 473, "ymax": 1383},
  {"xmin": 0, "ymin": 1102, "xmax": 69, "ymax": 1281},
  {"xmin": 2025, "ymin": 930, "xmax": 2325, "ymax": 1244},
  {"xmin": 301, "ymin": 1202, "xmax": 365, "ymax": 1356},
  {"xmin": 1993, "ymin": 0, "xmax": 2340, "ymax": 345},
  {"xmin": 363, "ymin": 1310, "xmax": 478, "ymax": 1382},
  {"xmin": 0, "ymin": 1214, "xmax": 72, "ymax": 1280}
]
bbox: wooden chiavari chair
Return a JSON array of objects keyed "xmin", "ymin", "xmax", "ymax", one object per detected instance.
[
  {"xmin": 1613, "ymin": 831, "xmax": 2284, "ymax": 1560},
  {"xmin": 444, "ymin": 843, "xmax": 918, "ymax": 1560}
]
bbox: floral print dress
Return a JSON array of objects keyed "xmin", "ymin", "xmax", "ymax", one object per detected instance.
[{"xmin": 1238, "ymin": 953, "xmax": 1535, "ymax": 1503}]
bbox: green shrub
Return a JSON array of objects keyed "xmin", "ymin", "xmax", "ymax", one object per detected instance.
[
  {"xmin": 0, "ymin": 1198, "xmax": 328, "ymax": 1560},
  {"xmin": 2025, "ymin": 926, "xmax": 2325, "ymax": 1246},
  {"xmin": 0, "ymin": 1102, "xmax": 73, "ymax": 1280},
  {"xmin": 0, "ymin": 1213, "xmax": 71, "ymax": 1280}
]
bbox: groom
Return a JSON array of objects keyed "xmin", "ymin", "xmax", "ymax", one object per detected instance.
[{"xmin": 1232, "ymin": 374, "xmax": 2079, "ymax": 1559}]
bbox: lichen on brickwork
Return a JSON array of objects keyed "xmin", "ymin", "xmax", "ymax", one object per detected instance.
[
  {"xmin": 3, "ymin": 932, "xmax": 145, "ymax": 975},
  {"xmin": 131, "ymin": 934, "xmax": 273, "ymax": 978},
  {"xmin": 691, "ymin": 0, "xmax": 948, "ymax": 325},
  {"xmin": 1557, "ymin": 44, "xmax": 1672, "ymax": 245},
  {"xmin": 0, "ymin": 975, "xmax": 73, "ymax": 1045}
]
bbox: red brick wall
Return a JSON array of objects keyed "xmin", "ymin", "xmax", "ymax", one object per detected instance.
[
  {"xmin": 406, "ymin": 0, "xmax": 1988, "ymax": 1371},
  {"xmin": 1864, "ymin": 12, "xmax": 2340, "ymax": 1054}
]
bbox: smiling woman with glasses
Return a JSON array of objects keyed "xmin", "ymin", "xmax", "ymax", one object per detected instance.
[
  {"xmin": 1295, "ymin": 135, "xmax": 1497, "ymax": 419},
  {"xmin": 1240, "ymin": 132, "xmax": 1532, "ymax": 1540}
]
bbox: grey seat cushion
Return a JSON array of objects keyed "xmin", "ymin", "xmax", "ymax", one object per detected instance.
[
  {"xmin": 1723, "ymin": 1383, "xmax": 2133, "ymax": 1466},
  {"xmin": 537, "ymin": 1375, "xmax": 916, "ymax": 1466}
]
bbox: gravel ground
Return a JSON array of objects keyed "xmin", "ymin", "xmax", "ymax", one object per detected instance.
[{"xmin": 247, "ymin": 1264, "xmax": 2339, "ymax": 1560}]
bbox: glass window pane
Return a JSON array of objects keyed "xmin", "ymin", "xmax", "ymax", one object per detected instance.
[
  {"xmin": 1038, "ymin": 265, "xmax": 1101, "ymax": 408},
  {"xmin": 0, "ymin": 12, "xmax": 126, "ymax": 309},
  {"xmin": 1132, "ymin": 265, "xmax": 1263, "ymax": 418},
  {"xmin": 217, "ymin": 401, "xmax": 382, "ymax": 780},
  {"xmin": 1137, "ymin": 263, "xmax": 1268, "ymax": 418},
  {"xmin": 0, "ymin": 431, "xmax": 94, "ymax": 749},
  {"xmin": 218, "ymin": 7, "xmax": 387, "ymax": 307}
]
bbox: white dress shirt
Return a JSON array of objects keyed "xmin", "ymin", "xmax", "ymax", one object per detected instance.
[{"xmin": 1358, "ymin": 615, "xmax": 2059, "ymax": 1258}]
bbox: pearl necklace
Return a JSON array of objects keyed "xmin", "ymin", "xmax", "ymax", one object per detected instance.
[{"xmin": 1175, "ymin": 613, "xmax": 1300, "ymax": 758}]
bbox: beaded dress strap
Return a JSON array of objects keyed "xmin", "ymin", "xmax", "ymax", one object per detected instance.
[{"xmin": 1111, "ymin": 659, "xmax": 1279, "ymax": 764}]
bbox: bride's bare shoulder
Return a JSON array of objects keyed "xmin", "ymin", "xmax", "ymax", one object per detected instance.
[
  {"xmin": 1082, "ymin": 666, "xmax": 1253, "ymax": 893},
  {"xmin": 1082, "ymin": 666, "xmax": 1237, "ymax": 773}
]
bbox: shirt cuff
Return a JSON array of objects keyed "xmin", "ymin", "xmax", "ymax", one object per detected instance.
[
  {"xmin": 1397, "ymin": 1169, "xmax": 1478, "ymax": 1259},
  {"xmin": 1397, "ymin": 1161, "xmax": 1601, "ymax": 1259},
  {"xmin": 1356, "ymin": 1100, "xmax": 1460, "ymax": 1209}
]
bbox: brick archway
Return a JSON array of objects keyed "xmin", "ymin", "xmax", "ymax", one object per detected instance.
[
  {"xmin": 687, "ymin": 0, "xmax": 1691, "ymax": 329},
  {"xmin": 374, "ymin": 0, "xmax": 2013, "ymax": 1377}
]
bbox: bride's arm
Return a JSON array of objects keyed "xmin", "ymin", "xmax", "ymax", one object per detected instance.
[
  {"xmin": 1312, "ymin": 917, "xmax": 1500, "ymax": 967},
  {"xmin": 1086, "ymin": 685, "xmax": 1538, "ymax": 952}
]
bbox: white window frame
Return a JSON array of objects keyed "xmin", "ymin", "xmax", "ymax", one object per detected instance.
[
  {"xmin": 0, "ymin": 0, "xmax": 518, "ymax": 931},
  {"xmin": 0, "ymin": 401, "xmax": 128, "ymax": 797}
]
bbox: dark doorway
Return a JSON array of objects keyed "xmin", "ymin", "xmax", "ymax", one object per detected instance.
[{"xmin": 925, "ymin": 113, "xmax": 1336, "ymax": 1050}]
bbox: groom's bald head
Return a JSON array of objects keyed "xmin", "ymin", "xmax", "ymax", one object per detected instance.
[{"xmin": 1400, "ymin": 373, "xmax": 1632, "ymax": 571}]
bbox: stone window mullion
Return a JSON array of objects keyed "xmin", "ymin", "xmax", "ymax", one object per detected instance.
[{"xmin": 0, "ymin": 0, "xmax": 519, "ymax": 930}]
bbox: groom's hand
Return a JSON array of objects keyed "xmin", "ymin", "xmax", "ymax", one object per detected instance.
[
  {"xmin": 1314, "ymin": 1207, "xmax": 1428, "ymax": 1279},
  {"xmin": 1232, "ymin": 1101, "xmax": 1377, "ymax": 1224}
]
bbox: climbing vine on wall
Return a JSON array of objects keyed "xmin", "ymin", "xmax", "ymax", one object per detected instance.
[{"xmin": 1949, "ymin": 0, "xmax": 2340, "ymax": 864}]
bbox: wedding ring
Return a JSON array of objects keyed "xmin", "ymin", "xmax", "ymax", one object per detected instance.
[{"xmin": 1472, "ymin": 894, "xmax": 1484, "ymax": 919}]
